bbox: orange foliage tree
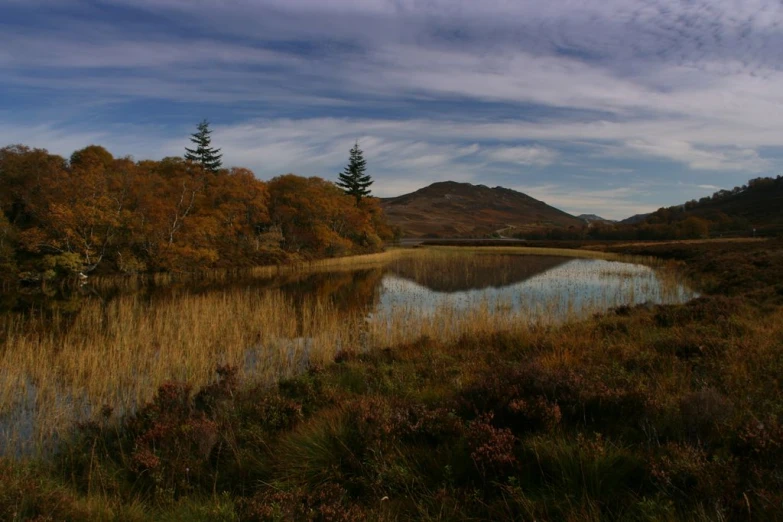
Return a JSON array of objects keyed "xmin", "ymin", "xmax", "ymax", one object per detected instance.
[
  {"xmin": 0, "ymin": 144, "xmax": 393, "ymax": 279},
  {"xmin": 268, "ymin": 174, "xmax": 382, "ymax": 257}
]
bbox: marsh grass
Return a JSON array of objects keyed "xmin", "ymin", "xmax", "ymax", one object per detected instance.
[
  {"xmin": 0, "ymin": 247, "xmax": 692, "ymax": 457},
  {"xmin": 88, "ymin": 248, "xmax": 418, "ymax": 292}
]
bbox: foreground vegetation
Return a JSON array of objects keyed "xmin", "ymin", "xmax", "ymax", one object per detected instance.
[{"xmin": 1, "ymin": 239, "xmax": 782, "ymax": 520}]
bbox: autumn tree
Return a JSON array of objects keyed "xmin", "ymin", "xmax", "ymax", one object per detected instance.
[
  {"xmin": 0, "ymin": 211, "xmax": 18, "ymax": 283},
  {"xmin": 679, "ymin": 216, "xmax": 710, "ymax": 239},
  {"xmin": 0, "ymin": 145, "xmax": 67, "ymax": 227},
  {"xmin": 131, "ymin": 158, "xmax": 216, "ymax": 271},
  {"xmin": 203, "ymin": 167, "xmax": 275, "ymax": 266},
  {"xmin": 184, "ymin": 120, "xmax": 223, "ymax": 173},
  {"xmin": 269, "ymin": 174, "xmax": 378, "ymax": 256},
  {"xmin": 15, "ymin": 146, "xmax": 127, "ymax": 274},
  {"xmin": 336, "ymin": 141, "xmax": 373, "ymax": 204},
  {"xmin": 0, "ymin": 142, "xmax": 392, "ymax": 280}
]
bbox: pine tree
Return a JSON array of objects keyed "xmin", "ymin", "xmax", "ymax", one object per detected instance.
[
  {"xmin": 336, "ymin": 141, "xmax": 373, "ymax": 204},
  {"xmin": 184, "ymin": 120, "xmax": 223, "ymax": 173}
]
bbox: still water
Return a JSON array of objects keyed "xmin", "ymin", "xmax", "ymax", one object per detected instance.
[{"xmin": 379, "ymin": 255, "xmax": 694, "ymax": 321}]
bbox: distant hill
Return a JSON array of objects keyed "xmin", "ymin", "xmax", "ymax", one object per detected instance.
[
  {"xmin": 577, "ymin": 214, "xmax": 615, "ymax": 224},
  {"xmin": 605, "ymin": 176, "xmax": 783, "ymax": 239},
  {"xmin": 662, "ymin": 177, "xmax": 783, "ymax": 227},
  {"xmin": 619, "ymin": 213, "xmax": 652, "ymax": 225},
  {"xmin": 381, "ymin": 181, "xmax": 583, "ymax": 238}
]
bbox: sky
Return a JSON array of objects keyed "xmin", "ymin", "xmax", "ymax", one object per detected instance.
[{"xmin": 2, "ymin": 0, "xmax": 783, "ymax": 220}]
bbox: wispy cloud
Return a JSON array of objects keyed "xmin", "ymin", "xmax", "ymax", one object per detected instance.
[
  {"xmin": 512, "ymin": 184, "xmax": 658, "ymax": 221},
  {"xmin": 2, "ymin": 0, "xmax": 783, "ymax": 217},
  {"xmin": 482, "ymin": 145, "xmax": 558, "ymax": 166}
]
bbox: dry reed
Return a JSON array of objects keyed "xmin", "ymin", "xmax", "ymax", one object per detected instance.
[{"xmin": 0, "ymin": 246, "xmax": 694, "ymax": 456}]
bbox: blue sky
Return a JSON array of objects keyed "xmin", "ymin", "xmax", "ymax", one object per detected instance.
[{"xmin": 2, "ymin": 0, "xmax": 783, "ymax": 219}]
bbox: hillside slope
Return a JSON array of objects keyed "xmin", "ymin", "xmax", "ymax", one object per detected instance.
[
  {"xmin": 644, "ymin": 176, "xmax": 783, "ymax": 232},
  {"xmin": 381, "ymin": 181, "xmax": 583, "ymax": 238},
  {"xmin": 677, "ymin": 177, "xmax": 783, "ymax": 224},
  {"xmin": 619, "ymin": 213, "xmax": 652, "ymax": 225},
  {"xmin": 577, "ymin": 214, "xmax": 615, "ymax": 224}
]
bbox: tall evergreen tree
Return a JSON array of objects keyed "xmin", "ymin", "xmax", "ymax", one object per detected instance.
[
  {"xmin": 336, "ymin": 141, "xmax": 373, "ymax": 204},
  {"xmin": 184, "ymin": 120, "xmax": 223, "ymax": 173}
]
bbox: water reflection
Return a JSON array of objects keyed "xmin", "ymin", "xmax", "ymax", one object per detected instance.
[
  {"xmin": 378, "ymin": 258, "xmax": 696, "ymax": 322},
  {"xmin": 387, "ymin": 254, "xmax": 570, "ymax": 292},
  {"xmin": 1, "ymin": 255, "xmax": 697, "ymax": 338}
]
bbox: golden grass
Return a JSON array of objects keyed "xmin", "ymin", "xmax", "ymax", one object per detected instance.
[
  {"xmin": 423, "ymin": 246, "xmax": 621, "ymax": 259},
  {"xmin": 584, "ymin": 237, "xmax": 768, "ymax": 250},
  {"xmin": 88, "ymin": 248, "xmax": 418, "ymax": 292},
  {"xmin": 0, "ymin": 246, "xmax": 693, "ymax": 456}
]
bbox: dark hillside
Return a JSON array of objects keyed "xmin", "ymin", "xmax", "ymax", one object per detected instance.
[
  {"xmin": 647, "ymin": 176, "xmax": 783, "ymax": 233},
  {"xmin": 382, "ymin": 181, "xmax": 583, "ymax": 238}
]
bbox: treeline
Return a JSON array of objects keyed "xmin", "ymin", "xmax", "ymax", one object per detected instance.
[
  {"xmin": 684, "ymin": 176, "xmax": 782, "ymax": 210},
  {"xmin": 0, "ymin": 144, "xmax": 395, "ymax": 283},
  {"xmin": 522, "ymin": 216, "xmax": 716, "ymax": 241},
  {"xmin": 520, "ymin": 175, "xmax": 783, "ymax": 241}
]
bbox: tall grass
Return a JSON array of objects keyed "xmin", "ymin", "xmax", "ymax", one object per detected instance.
[{"xmin": 0, "ymin": 246, "xmax": 691, "ymax": 456}]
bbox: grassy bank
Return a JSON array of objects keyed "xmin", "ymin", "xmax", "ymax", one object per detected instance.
[{"xmin": 1, "ymin": 240, "xmax": 781, "ymax": 520}]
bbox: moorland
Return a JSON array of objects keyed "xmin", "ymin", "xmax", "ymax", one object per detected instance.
[{"xmin": 0, "ymin": 238, "xmax": 781, "ymax": 521}]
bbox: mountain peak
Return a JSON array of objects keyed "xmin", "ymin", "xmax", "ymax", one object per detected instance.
[{"xmin": 381, "ymin": 181, "xmax": 582, "ymax": 238}]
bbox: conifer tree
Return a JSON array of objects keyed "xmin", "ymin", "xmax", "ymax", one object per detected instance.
[
  {"xmin": 336, "ymin": 141, "xmax": 373, "ymax": 204},
  {"xmin": 184, "ymin": 120, "xmax": 223, "ymax": 173}
]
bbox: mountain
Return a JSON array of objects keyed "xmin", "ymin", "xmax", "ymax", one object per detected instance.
[
  {"xmin": 577, "ymin": 214, "xmax": 615, "ymax": 224},
  {"xmin": 381, "ymin": 181, "xmax": 584, "ymax": 238}
]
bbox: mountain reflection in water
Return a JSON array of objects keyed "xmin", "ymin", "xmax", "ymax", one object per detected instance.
[
  {"xmin": 387, "ymin": 254, "xmax": 570, "ymax": 292},
  {"xmin": 377, "ymin": 257, "xmax": 696, "ymax": 321}
]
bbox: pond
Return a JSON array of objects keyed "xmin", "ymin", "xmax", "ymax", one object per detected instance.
[{"xmin": 0, "ymin": 249, "xmax": 697, "ymax": 455}]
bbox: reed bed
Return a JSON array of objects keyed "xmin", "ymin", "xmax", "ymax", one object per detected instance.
[
  {"xmin": 86, "ymin": 246, "xmax": 648, "ymax": 293},
  {"xmin": 0, "ymin": 247, "xmax": 693, "ymax": 456},
  {"xmin": 0, "ymin": 289, "xmax": 362, "ymax": 455},
  {"xmin": 88, "ymin": 248, "xmax": 418, "ymax": 292}
]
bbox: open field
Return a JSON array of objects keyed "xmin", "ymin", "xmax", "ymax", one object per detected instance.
[{"xmin": 0, "ymin": 239, "xmax": 781, "ymax": 520}]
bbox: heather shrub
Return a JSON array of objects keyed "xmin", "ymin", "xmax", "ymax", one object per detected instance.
[
  {"xmin": 239, "ymin": 483, "xmax": 366, "ymax": 522},
  {"xmin": 125, "ymin": 382, "xmax": 219, "ymax": 497},
  {"xmin": 649, "ymin": 442, "xmax": 737, "ymax": 515},
  {"xmin": 465, "ymin": 413, "xmax": 517, "ymax": 480}
]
